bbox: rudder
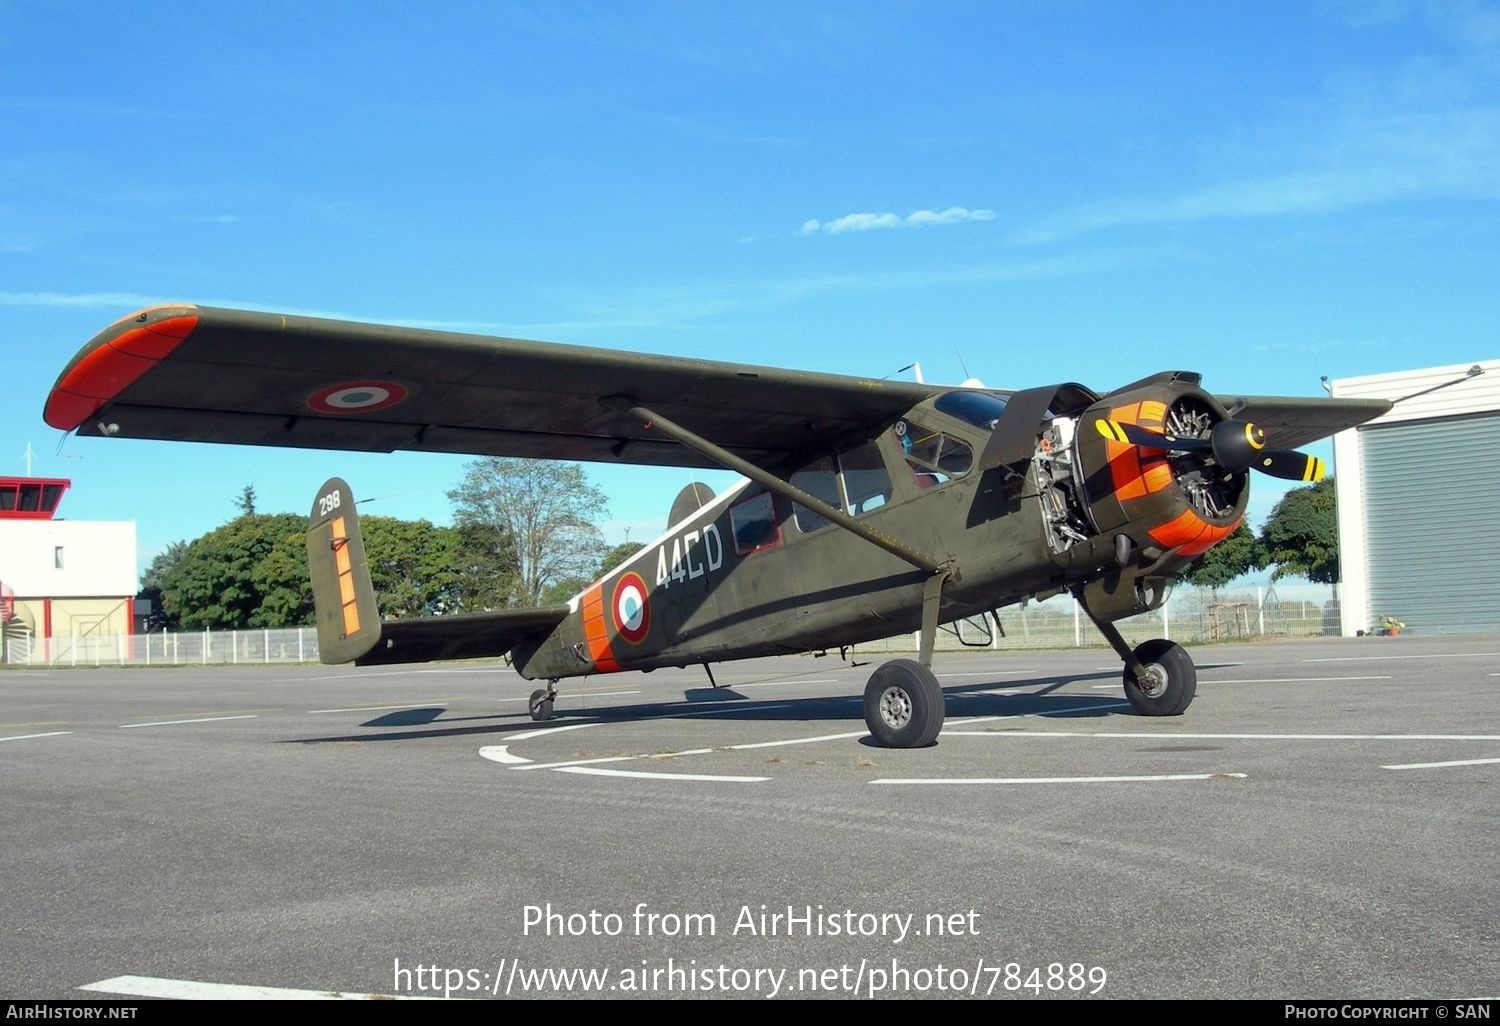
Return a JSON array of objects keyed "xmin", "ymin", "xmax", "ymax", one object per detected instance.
[{"xmin": 306, "ymin": 477, "xmax": 382, "ymax": 665}]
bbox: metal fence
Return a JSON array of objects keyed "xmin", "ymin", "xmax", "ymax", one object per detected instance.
[
  {"xmin": 852, "ymin": 581, "xmax": 1339, "ymax": 655},
  {"xmin": 0, "ymin": 581, "xmax": 1342, "ymax": 668}
]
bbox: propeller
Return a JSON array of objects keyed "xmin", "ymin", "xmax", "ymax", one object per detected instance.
[{"xmin": 1096, "ymin": 418, "xmax": 1326, "ymax": 482}]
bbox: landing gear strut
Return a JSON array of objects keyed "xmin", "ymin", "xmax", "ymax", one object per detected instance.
[
  {"xmin": 1076, "ymin": 598, "xmax": 1197, "ymax": 716},
  {"xmin": 863, "ymin": 567, "xmax": 952, "ymax": 748},
  {"xmin": 529, "ymin": 681, "xmax": 558, "ymax": 722}
]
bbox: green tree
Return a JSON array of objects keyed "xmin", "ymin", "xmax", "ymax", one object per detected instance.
[
  {"xmin": 361, "ymin": 516, "xmax": 462, "ymax": 618},
  {"xmin": 448, "ymin": 458, "xmax": 609, "ymax": 607},
  {"xmin": 1259, "ymin": 478, "xmax": 1339, "ymax": 583},
  {"xmin": 1178, "ymin": 522, "xmax": 1263, "ymax": 589},
  {"xmin": 137, "ymin": 539, "xmax": 190, "ymax": 628},
  {"xmin": 235, "ymin": 484, "xmax": 257, "ymax": 516},
  {"xmin": 598, "ymin": 541, "xmax": 646, "ymax": 577},
  {"xmin": 450, "ymin": 520, "xmax": 520, "ymax": 612},
  {"xmin": 160, "ymin": 511, "xmax": 465, "ymax": 628},
  {"xmin": 537, "ymin": 541, "xmax": 648, "ymax": 605},
  {"xmin": 162, "ymin": 513, "xmax": 307, "ymax": 628}
]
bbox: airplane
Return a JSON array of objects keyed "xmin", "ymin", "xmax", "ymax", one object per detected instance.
[{"xmin": 44, "ymin": 304, "xmax": 1391, "ymax": 747}]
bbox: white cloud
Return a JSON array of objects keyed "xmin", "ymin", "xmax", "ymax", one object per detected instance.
[
  {"xmin": 0, "ymin": 291, "xmax": 170, "ymax": 309},
  {"xmin": 800, "ymin": 206, "xmax": 996, "ymax": 235}
]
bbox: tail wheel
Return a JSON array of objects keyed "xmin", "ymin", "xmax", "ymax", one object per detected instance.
[
  {"xmin": 1123, "ymin": 639, "xmax": 1196, "ymax": 716},
  {"xmin": 529, "ymin": 688, "xmax": 555, "ymax": 722},
  {"xmin": 863, "ymin": 658, "xmax": 945, "ymax": 748}
]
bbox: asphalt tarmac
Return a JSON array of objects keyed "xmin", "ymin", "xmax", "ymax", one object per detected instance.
[{"xmin": 2, "ymin": 634, "xmax": 1496, "ymax": 1000}]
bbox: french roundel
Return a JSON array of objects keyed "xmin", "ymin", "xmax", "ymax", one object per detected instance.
[
  {"xmin": 612, "ymin": 572, "xmax": 651, "ymax": 645},
  {"xmin": 307, "ymin": 380, "xmax": 409, "ymax": 415}
]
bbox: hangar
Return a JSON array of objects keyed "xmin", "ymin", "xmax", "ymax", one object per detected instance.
[
  {"xmin": 0, "ymin": 477, "xmax": 137, "ymax": 663},
  {"xmin": 1330, "ymin": 361, "xmax": 1499, "ymax": 637}
]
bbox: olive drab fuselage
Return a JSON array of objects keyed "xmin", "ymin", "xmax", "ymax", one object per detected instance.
[{"xmin": 511, "ymin": 373, "xmax": 1248, "ymax": 681}]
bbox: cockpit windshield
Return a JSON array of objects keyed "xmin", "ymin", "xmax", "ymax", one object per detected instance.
[{"xmin": 934, "ymin": 391, "xmax": 1008, "ymax": 430}]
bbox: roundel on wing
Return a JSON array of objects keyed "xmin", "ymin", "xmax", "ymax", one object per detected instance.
[
  {"xmin": 612, "ymin": 572, "xmax": 651, "ymax": 645},
  {"xmin": 307, "ymin": 380, "xmax": 409, "ymax": 414}
]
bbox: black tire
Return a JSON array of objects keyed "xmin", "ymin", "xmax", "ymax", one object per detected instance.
[
  {"xmin": 529, "ymin": 688, "xmax": 554, "ymax": 722},
  {"xmin": 863, "ymin": 658, "xmax": 945, "ymax": 748},
  {"xmin": 1123, "ymin": 639, "xmax": 1196, "ymax": 716}
]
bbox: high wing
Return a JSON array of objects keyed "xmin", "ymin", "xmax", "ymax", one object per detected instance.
[
  {"xmin": 44, "ymin": 304, "xmax": 944, "ymax": 470},
  {"xmin": 1217, "ymin": 394, "xmax": 1392, "ymax": 450}
]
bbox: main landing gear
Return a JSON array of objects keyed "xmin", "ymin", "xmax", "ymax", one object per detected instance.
[
  {"xmin": 863, "ymin": 659, "xmax": 944, "ymax": 748},
  {"xmin": 862, "ymin": 568, "xmax": 951, "ymax": 748},
  {"xmin": 529, "ymin": 681, "xmax": 559, "ymax": 722}
]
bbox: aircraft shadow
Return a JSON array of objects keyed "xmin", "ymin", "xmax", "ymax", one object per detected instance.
[{"xmin": 293, "ymin": 670, "xmax": 1144, "ymax": 746}]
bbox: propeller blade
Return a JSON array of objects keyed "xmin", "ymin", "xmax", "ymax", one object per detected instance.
[
  {"xmin": 1094, "ymin": 419, "xmax": 1208, "ymax": 450},
  {"xmin": 1253, "ymin": 450, "xmax": 1327, "ymax": 482},
  {"xmin": 1096, "ymin": 418, "xmax": 1326, "ymax": 481}
]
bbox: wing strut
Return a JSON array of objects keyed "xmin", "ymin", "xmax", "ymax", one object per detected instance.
[{"xmin": 601, "ymin": 396, "xmax": 946, "ymax": 575}]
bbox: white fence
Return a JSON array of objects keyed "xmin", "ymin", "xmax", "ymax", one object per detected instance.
[
  {"xmin": 4, "ymin": 625, "xmax": 319, "ymax": 667},
  {"xmin": 855, "ymin": 581, "xmax": 1340, "ymax": 655},
  {"xmin": 0, "ymin": 582, "xmax": 1342, "ymax": 668}
]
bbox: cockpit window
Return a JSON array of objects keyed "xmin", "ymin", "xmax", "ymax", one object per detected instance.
[
  {"xmin": 934, "ymin": 391, "xmax": 1007, "ymax": 429},
  {"xmin": 896, "ymin": 417, "xmax": 972, "ymax": 485}
]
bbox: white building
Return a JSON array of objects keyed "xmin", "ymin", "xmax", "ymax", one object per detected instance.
[
  {"xmin": 1330, "ymin": 361, "xmax": 1500, "ymax": 636},
  {"xmin": 0, "ymin": 478, "xmax": 137, "ymax": 661}
]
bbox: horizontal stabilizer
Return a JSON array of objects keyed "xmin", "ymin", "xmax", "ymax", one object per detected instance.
[{"xmin": 353, "ymin": 606, "xmax": 570, "ymax": 666}]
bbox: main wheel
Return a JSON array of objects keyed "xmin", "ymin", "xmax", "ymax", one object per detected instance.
[
  {"xmin": 863, "ymin": 658, "xmax": 945, "ymax": 748},
  {"xmin": 1123, "ymin": 639, "xmax": 1196, "ymax": 716},
  {"xmin": 528, "ymin": 688, "xmax": 554, "ymax": 722}
]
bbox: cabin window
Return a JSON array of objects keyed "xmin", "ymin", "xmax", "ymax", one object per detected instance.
[
  {"xmin": 896, "ymin": 417, "xmax": 972, "ymax": 485},
  {"xmin": 839, "ymin": 440, "xmax": 892, "ymax": 515},
  {"xmin": 729, "ymin": 491, "xmax": 780, "ymax": 555},
  {"xmin": 790, "ymin": 455, "xmax": 841, "ymax": 533}
]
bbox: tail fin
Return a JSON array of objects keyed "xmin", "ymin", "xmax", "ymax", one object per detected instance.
[{"xmin": 306, "ymin": 477, "xmax": 382, "ymax": 665}]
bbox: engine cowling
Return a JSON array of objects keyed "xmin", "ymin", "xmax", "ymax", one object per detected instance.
[{"xmin": 1075, "ymin": 376, "xmax": 1248, "ymax": 577}]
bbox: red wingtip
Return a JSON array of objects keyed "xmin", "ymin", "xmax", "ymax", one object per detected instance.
[{"xmin": 44, "ymin": 310, "xmax": 201, "ymax": 431}]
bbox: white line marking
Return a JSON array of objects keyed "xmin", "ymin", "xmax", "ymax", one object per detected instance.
[
  {"xmin": 302, "ymin": 671, "xmax": 413, "ymax": 680},
  {"xmin": 1038, "ymin": 701, "xmax": 1131, "ymax": 717},
  {"xmin": 1382, "ymin": 757, "xmax": 1500, "ymax": 771},
  {"xmin": 735, "ymin": 678, "xmax": 838, "ymax": 688},
  {"xmin": 118, "ymin": 715, "xmax": 258, "ymax": 729},
  {"xmin": 80, "ymin": 975, "xmax": 428, "ymax": 1000},
  {"xmin": 479, "ymin": 746, "xmax": 530, "ymax": 766},
  {"xmin": 871, "ymin": 772, "xmax": 1249, "ymax": 785},
  {"xmin": 937, "ymin": 670, "xmax": 1039, "ymax": 678},
  {"xmin": 1207, "ymin": 675, "xmax": 1391, "ymax": 684},
  {"xmin": 730, "ymin": 729, "xmax": 870, "ymax": 750},
  {"xmin": 553, "ymin": 766, "xmax": 768, "ymax": 782},
  {"xmin": 1092, "ymin": 675, "xmax": 1392, "ymax": 689},
  {"xmin": 520, "ymin": 748, "xmax": 720, "ymax": 771},
  {"xmin": 518, "ymin": 755, "xmax": 637, "ymax": 770},
  {"xmin": 1305, "ymin": 653, "xmax": 1500, "ymax": 662},
  {"xmin": 668, "ymin": 703, "xmax": 796, "ymax": 718},
  {"xmin": 308, "ymin": 702, "xmax": 455, "ymax": 714},
  {"xmin": 0, "ymin": 731, "xmax": 72, "ymax": 742},
  {"xmin": 504, "ymin": 723, "xmax": 600, "ymax": 743}
]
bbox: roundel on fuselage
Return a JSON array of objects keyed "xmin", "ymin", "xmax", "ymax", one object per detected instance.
[{"xmin": 612, "ymin": 572, "xmax": 651, "ymax": 644}]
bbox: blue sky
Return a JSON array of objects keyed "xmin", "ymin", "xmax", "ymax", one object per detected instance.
[{"xmin": 4, "ymin": 1, "xmax": 1498, "ymax": 580}]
